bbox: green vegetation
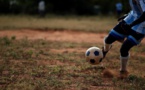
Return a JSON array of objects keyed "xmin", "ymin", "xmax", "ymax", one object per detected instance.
[
  {"xmin": 0, "ymin": 36, "xmax": 145, "ymax": 90},
  {"xmin": 0, "ymin": 15, "xmax": 117, "ymax": 33},
  {"xmin": 0, "ymin": 15, "xmax": 145, "ymax": 90}
]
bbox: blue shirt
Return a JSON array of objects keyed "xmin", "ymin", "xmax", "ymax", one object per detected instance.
[{"xmin": 124, "ymin": 0, "xmax": 145, "ymax": 34}]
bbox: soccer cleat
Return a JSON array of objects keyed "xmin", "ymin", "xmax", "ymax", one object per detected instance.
[
  {"xmin": 118, "ymin": 70, "xmax": 129, "ymax": 79},
  {"xmin": 120, "ymin": 70, "xmax": 129, "ymax": 74},
  {"xmin": 102, "ymin": 45, "xmax": 112, "ymax": 58},
  {"xmin": 99, "ymin": 47, "xmax": 109, "ymax": 62},
  {"xmin": 99, "ymin": 45, "xmax": 112, "ymax": 62},
  {"xmin": 102, "ymin": 47, "xmax": 109, "ymax": 58}
]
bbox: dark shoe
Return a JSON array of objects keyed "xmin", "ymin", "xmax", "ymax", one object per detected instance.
[
  {"xmin": 99, "ymin": 45, "xmax": 112, "ymax": 63},
  {"xmin": 102, "ymin": 48, "xmax": 109, "ymax": 58},
  {"xmin": 102, "ymin": 45, "xmax": 112, "ymax": 58},
  {"xmin": 118, "ymin": 70, "xmax": 129, "ymax": 79}
]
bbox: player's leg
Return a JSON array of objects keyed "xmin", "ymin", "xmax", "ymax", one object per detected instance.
[
  {"xmin": 102, "ymin": 21, "xmax": 127, "ymax": 59},
  {"xmin": 119, "ymin": 31, "xmax": 144, "ymax": 73},
  {"xmin": 102, "ymin": 35, "xmax": 114, "ymax": 58},
  {"xmin": 119, "ymin": 38, "xmax": 136, "ymax": 78},
  {"xmin": 120, "ymin": 40, "xmax": 133, "ymax": 72}
]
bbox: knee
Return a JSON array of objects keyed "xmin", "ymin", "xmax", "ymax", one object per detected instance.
[
  {"xmin": 104, "ymin": 34, "xmax": 116, "ymax": 44},
  {"xmin": 120, "ymin": 47, "xmax": 129, "ymax": 57},
  {"xmin": 120, "ymin": 40, "xmax": 134, "ymax": 57}
]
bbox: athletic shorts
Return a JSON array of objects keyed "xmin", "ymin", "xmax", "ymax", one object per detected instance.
[{"xmin": 109, "ymin": 21, "xmax": 145, "ymax": 45}]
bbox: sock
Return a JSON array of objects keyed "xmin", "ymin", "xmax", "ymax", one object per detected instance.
[
  {"xmin": 104, "ymin": 43, "xmax": 112, "ymax": 52},
  {"xmin": 103, "ymin": 37, "xmax": 112, "ymax": 52},
  {"xmin": 120, "ymin": 55, "xmax": 129, "ymax": 72}
]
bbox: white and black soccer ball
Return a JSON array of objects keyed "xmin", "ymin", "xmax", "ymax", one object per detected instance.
[{"xmin": 85, "ymin": 46, "xmax": 103, "ymax": 65}]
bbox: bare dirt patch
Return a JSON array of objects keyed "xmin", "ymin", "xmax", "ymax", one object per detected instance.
[
  {"xmin": 1, "ymin": 29, "xmax": 145, "ymax": 54},
  {"xmin": 1, "ymin": 29, "xmax": 145, "ymax": 44},
  {"xmin": 0, "ymin": 29, "xmax": 106, "ymax": 43},
  {"xmin": 1, "ymin": 30, "xmax": 145, "ymax": 89}
]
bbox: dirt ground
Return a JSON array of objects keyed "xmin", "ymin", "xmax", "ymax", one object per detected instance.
[
  {"xmin": 1, "ymin": 29, "xmax": 145, "ymax": 89},
  {"xmin": 0, "ymin": 29, "xmax": 106, "ymax": 43},
  {"xmin": 0, "ymin": 29, "xmax": 145, "ymax": 44}
]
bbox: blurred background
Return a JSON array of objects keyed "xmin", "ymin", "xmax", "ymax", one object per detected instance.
[{"xmin": 0, "ymin": 0, "xmax": 130, "ymax": 16}]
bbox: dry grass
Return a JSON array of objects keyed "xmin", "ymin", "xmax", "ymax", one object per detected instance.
[
  {"xmin": 0, "ymin": 15, "xmax": 116, "ymax": 33},
  {"xmin": 0, "ymin": 15, "xmax": 145, "ymax": 90},
  {"xmin": 0, "ymin": 36, "xmax": 145, "ymax": 90}
]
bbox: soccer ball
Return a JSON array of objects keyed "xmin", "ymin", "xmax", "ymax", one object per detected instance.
[{"xmin": 85, "ymin": 46, "xmax": 103, "ymax": 65}]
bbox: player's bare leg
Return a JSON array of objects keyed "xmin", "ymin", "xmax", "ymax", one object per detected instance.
[{"xmin": 102, "ymin": 37, "xmax": 112, "ymax": 59}]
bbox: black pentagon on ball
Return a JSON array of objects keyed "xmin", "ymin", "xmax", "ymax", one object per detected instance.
[
  {"xmin": 94, "ymin": 51, "xmax": 99, "ymax": 56},
  {"xmin": 90, "ymin": 59, "xmax": 95, "ymax": 63},
  {"xmin": 86, "ymin": 51, "xmax": 90, "ymax": 56}
]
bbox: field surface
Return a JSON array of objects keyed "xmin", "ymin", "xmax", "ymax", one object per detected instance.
[{"xmin": 0, "ymin": 15, "xmax": 145, "ymax": 90}]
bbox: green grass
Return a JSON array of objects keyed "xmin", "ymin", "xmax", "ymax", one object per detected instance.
[
  {"xmin": 0, "ymin": 15, "xmax": 145, "ymax": 90},
  {"xmin": 0, "ymin": 15, "xmax": 117, "ymax": 33},
  {"xmin": 0, "ymin": 36, "xmax": 145, "ymax": 90}
]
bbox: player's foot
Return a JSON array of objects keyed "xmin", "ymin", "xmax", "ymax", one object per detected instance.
[
  {"xmin": 99, "ymin": 46, "xmax": 112, "ymax": 62},
  {"xmin": 99, "ymin": 45, "xmax": 112, "ymax": 62},
  {"xmin": 102, "ymin": 48, "xmax": 108, "ymax": 58},
  {"xmin": 102, "ymin": 45, "xmax": 112, "ymax": 58},
  {"xmin": 117, "ymin": 70, "xmax": 129, "ymax": 79}
]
